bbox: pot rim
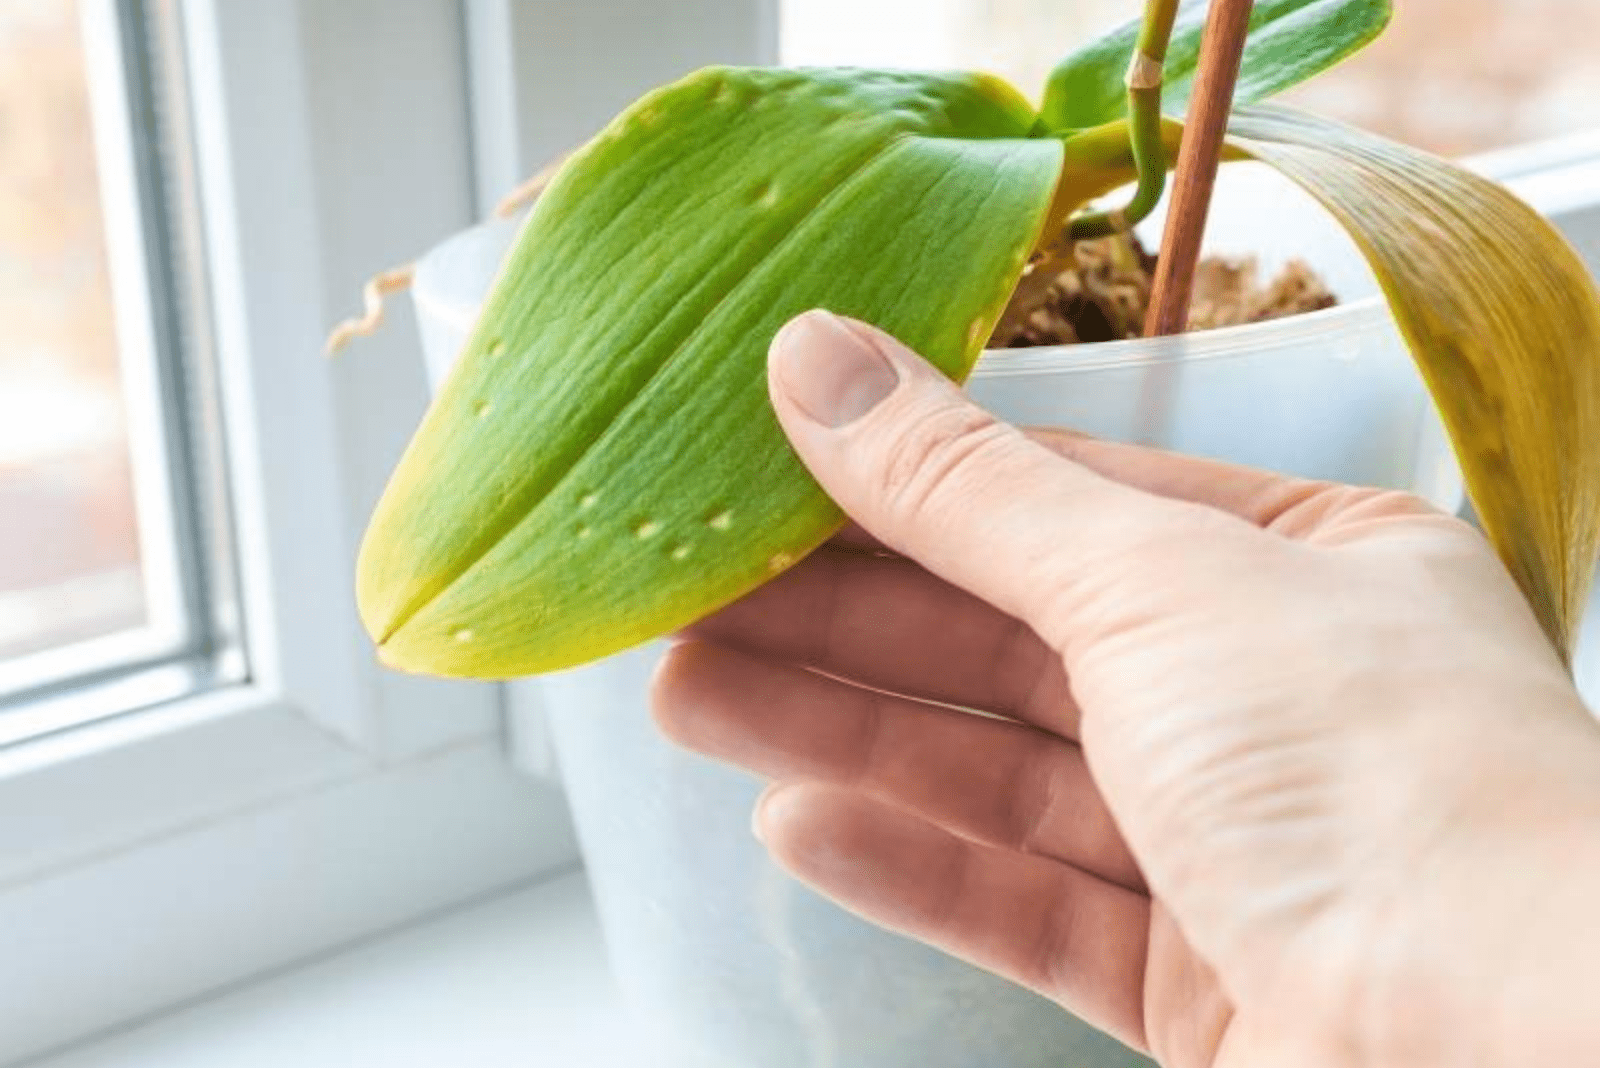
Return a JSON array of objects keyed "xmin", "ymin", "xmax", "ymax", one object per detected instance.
[{"xmin": 970, "ymin": 294, "xmax": 1391, "ymax": 377}]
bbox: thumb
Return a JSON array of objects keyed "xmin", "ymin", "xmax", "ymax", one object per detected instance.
[{"xmin": 767, "ymin": 309, "xmax": 1207, "ymax": 646}]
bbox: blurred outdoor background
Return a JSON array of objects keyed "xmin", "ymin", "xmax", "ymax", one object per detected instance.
[
  {"xmin": 2, "ymin": 0, "xmax": 142, "ymax": 665},
  {"xmin": 5, "ymin": 0, "xmax": 1599, "ymax": 668},
  {"xmin": 784, "ymin": 0, "xmax": 1600, "ymax": 156}
]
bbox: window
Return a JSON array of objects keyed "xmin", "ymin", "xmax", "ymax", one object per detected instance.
[
  {"xmin": 0, "ymin": 3, "xmax": 141, "ymax": 663},
  {"xmin": 780, "ymin": 0, "xmax": 1600, "ymax": 154},
  {"xmin": 3, "ymin": 2, "xmax": 776, "ymax": 1063},
  {"xmin": 0, "ymin": 1, "xmax": 571, "ymax": 1061},
  {"xmin": 0, "ymin": 0, "xmax": 240, "ymax": 746}
]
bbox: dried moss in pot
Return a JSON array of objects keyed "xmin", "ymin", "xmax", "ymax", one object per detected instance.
[{"xmin": 990, "ymin": 233, "xmax": 1337, "ymax": 348}]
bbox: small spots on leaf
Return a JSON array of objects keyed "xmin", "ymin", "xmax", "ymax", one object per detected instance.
[
  {"xmin": 472, "ymin": 399, "xmax": 492, "ymax": 417},
  {"xmin": 576, "ymin": 525, "xmax": 592, "ymax": 540},
  {"xmin": 669, "ymin": 544, "xmax": 691, "ymax": 561},
  {"xmin": 453, "ymin": 627, "xmax": 475, "ymax": 643},
  {"xmin": 634, "ymin": 519, "xmax": 663, "ymax": 539},
  {"xmin": 706, "ymin": 509, "xmax": 733, "ymax": 531},
  {"xmin": 485, "ymin": 338, "xmax": 506, "ymax": 359},
  {"xmin": 750, "ymin": 181, "xmax": 779, "ymax": 209},
  {"xmin": 578, "ymin": 492, "xmax": 599, "ymax": 510},
  {"xmin": 769, "ymin": 552, "xmax": 795, "ymax": 572}
]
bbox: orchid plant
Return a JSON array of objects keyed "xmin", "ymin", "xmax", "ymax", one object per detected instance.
[{"xmin": 347, "ymin": 0, "xmax": 1600, "ymax": 679}]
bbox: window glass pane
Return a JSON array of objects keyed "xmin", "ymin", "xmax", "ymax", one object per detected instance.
[
  {"xmin": 0, "ymin": 0, "xmax": 146, "ymax": 663},
  {"xmin": 781, "ymin": 0, "xmax": 1600, "ymax": 156}
]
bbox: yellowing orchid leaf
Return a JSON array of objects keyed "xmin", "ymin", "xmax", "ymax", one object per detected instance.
[
  {"xmin": 357, "ymin": 67, "xmax": 1065, "ymax": 678},
  {"xmin": 1230, "ymin": 104, "xmax": 1600, "ymax": 658}
]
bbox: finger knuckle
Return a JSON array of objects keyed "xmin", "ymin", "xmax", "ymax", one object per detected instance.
[
  {"xmin": 1028, "ymin": 891, "xmax": 1085, "ymax": 997},
  {"xmin": 1266, "ymin": 483, "xmax": 1437, "ymax": 537},
  {"xmin": 1005, "ymin": 739, "xmax": 1064, "ymax": 856},
  {"xmin": 646, "ymin": 641, "xmax": 705, "ymax": 744},
  {"xmin": 872, "ymin": 403, "xmax": 1014, "ymax": 524}
]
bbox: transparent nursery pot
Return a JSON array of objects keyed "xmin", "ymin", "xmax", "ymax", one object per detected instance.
[{"xmin": 407, "ymin": 168, "xmax": 1459, "ymax": 1068}]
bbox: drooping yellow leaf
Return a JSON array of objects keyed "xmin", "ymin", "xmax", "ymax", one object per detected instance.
[{"xmin": 1230, "ymin": 104, "xmax": 1600, "ymax": 660}]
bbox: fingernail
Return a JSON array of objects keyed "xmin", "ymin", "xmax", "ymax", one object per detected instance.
[{"xmin": 770, "ymin": 310, "xmax": 901, "ymax": 428}]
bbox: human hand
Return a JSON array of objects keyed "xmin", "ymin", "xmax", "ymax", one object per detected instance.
[{"xmin": 650, "ymin": 310, "xmax": 1600, "ymax": 1066}]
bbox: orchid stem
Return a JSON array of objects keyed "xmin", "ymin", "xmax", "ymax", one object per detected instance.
[{"xmin": 1069, "ymin": 0, "xmax": 1181, "ymax": 240}]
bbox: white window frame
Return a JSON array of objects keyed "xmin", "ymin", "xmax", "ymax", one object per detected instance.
[
  {"xmin": 2, "ymin": 3, "xmax": 544, "ymax": 1060},
  {"xmin": 0, "ymin": 0, "xmax": 1590, "ymax": 1062},
  {"xmin": 0, "ymin": 0, "xmax": 778, "ymax": 1061}
]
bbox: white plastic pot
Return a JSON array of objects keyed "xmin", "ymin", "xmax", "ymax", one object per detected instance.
[{"xmin": 405, "ymin": 166, "xmax": 1459, "ymax": 1068}]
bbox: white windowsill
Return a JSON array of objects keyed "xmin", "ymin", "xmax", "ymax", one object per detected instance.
[{"xmin": 25, "ymin": 871, "xmax": 643, "ymax": 1068}]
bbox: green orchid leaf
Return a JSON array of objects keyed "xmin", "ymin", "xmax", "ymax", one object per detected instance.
[
  {"xmin": 1041, "ymin": 0, "xmax": 1391, "ymax": 135},
  {"xmin": 358, "ymin": 66, "xmax": 1064, "ymax": 678},
  {"xmin": 1229, "ymin": 104, "xmax": 1600, "ymax": 659}
]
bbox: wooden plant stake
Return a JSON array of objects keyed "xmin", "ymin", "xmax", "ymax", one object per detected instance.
[{"xmin": 1144, "ymin": 0, "xmax": 1257, "ymax": 338}]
